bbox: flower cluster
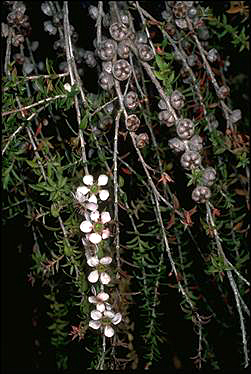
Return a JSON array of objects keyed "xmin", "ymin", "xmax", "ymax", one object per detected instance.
[{"xmin": 76, "ymin": 174, "xmax": 122, "ymax": 337}]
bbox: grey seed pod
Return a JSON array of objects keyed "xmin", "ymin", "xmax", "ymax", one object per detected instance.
[
  {"xmin": 175, "ymin": 18, "xmax": 188, "ymax": 29},
  {"xmin": 102, "ymin": 61, "xmax": 113, "ymax": 74},
  {"xmin": 97, "ymin": 39, "xmax": 117, "ymax": 61},
  {"xmin": 98, "ymin": 71, "xmax": 114, "ymax": 90},
  {"xmin": 158, "ymin": 110, "xmax": 176, "ymax": 127},
  {"xmin": 207, "ymin": 48, "xmax": 218, "ymax": 63},
  {"xmin": 192, "ymin": 186, "xmax": 211, "ymax": 203},
  {"xmin": 173, "ymin": 1, "xmax": 188, "ymax": 18},
  {"xmin": 176, "ymin": 118, "xmax": 194, "ymax": 140},
  {"xmin": 109, "ymin": 22, "xmax": 128, "ymax": 41},
  {"xmin": 187, "ymin": 54, "xmax": 197, "ymax": 67},
  {"xmin": 121, "ymin": 13, "xmax": 129, "ymax": 25},
  {"xmin": 201, "ymin": 167, "xmax": 216, "ymax": 187},
  {"xmin": 187, "ymin": 135, "xmax": 203, "ymax": 152},
  {"xmin": 12, "ymin": 34, "xmax": 24, "ymax": 47},
  {"xmin": 181, "ymin": 151, "xmax": 201, "ymax": 170},
  {"xmin": 138, "ymin": 44, "xmax": 154, "ymax": 61},
  {"xmin": 188, "ymin": 7, "xmax": 197, "ymax": 18},
  {"xmin": 84, "ymin": 51, "xmax": 97, "ymax": 68},
  {"xmin": 117, "ymin": 41, "xmax": 130, "ymax": 59},
  {"xmin": 165, "ymin": 23, "xmax": 176, "ymax": 36},
  {"xmin": 218, "ymin": 85, "xmax": 230, "ymax": 99},
  {"xmin": 124, "ymin": 91, "xmax": 138, "ymax": 110},
  {"xmin": 161, "ymin": 9, "xmax": 172, "ymax": 20},
  {"xmin": 198, "ymin": 27, "xmax": 209, "ymax": 41},
  {"xmin": 168, "ymin": 137, "xmax": 186, "ymax": 153},
  {"xmin": 136, "ymin": 133, "xmax": 149, "ymax": 148},
  {"xmin": 136, "ymin": 31, "xmax": 148, "ymax": 44},
  {"xmin": 230, "ymin": 109, "xmax": 241, "ymax": 123},
  {"xmin": 99, "ymin": 116, "xmax": 113, "ymax": 131},
  {"xmin": 126, "ymin": 114, "xmax": 140, "ymax": 131},
  {"xmin": 112, "ymin": 59, "xmax": 131, "ymax": 81},
  {"xmin": 170, "ymin": 90, "xmax": 185, "ymax": 110},
  {"xmin": 105, "ymin": 102, "xmax": 114, "ymax": 114},
  {"xmin": 88, "ymin": 5, "xmax": 98, "ymax": 20},
  {"xmin": 41, "ymin": 2, "xmax": 52, "ymax": 17},
  {"xmin": 158, "ymin": 99, "xmax": 167, "ymax": 110}
]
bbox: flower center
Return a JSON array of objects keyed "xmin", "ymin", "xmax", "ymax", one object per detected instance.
[
  {"xmin": 90, "ymin": 184, "xmax": 99, "ymax": 194},
  {"xmin": 94, "ymin": 223, "xmax": 103, "ymax": 233}
]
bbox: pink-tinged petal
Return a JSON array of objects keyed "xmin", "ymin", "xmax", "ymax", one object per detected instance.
[
  {"xmin": 98, "ymin": 174, "xmax": 108, "ymax": 186},
  {"xmin": 99, "ymin": 189, "xmax": 109, "ymax": 201},
  {"xmin": 88, "ymin": 296, "xmax": 97, "ymax": 304},
  {"xmin": 96, "ymin": 303, "xmax": 105, "ymax": 312},
  {"xmin": 88, "ymin": 194, "xmax": 97, "ymax": 204},
  {"xmin": 91, "ymin": 309, "xmax": 102, "ymax": 320},
  {"xmin": 80, "ymin": 220, "xmax": 93, "ymax": 233},
  {"xmin": 104, "ymin": 310, "xmax": 115, "ymax": 319},
  {"xmin": 97, "ymin": 292, "xmax": 109, "ymax": 302},
  {"xmin": 86, "ymin": 202, "xmax": 98, "ymax": 211},
  {"xmin": 112, "ymin": 313, "xmax": 122, "ymax": 325},
  {"xmin": 104, "ymin": 325, "xmax": 114, "ymax": 337},
  {"xmin": 83, "ymin": 175, "xmax": 93, "ymax": 186},
  {"xmin": 105, "ymin": 303, "xmax": 112, "ymax": 311},
  {"xmin": 88, "ymin": 233, "xmax": 102, "ymax": 244},
  {"xmin": 90, "ymin": 211, "xmax": 100, "ymax": 222},
  {"xmin": 89, "ymin": 320, "xmax": 101, "ymax": 330},
  {"xmin": 101, "ymin": 229, "xmax": 110, "ymax": 240},
  {"xmin": 100, "ymin": 272, "xmax": 111, "ymax": 285},
  {"xmin": 88, "ymin": 270, "xmax": 99, "ymax": 283},
  {"xmin": 101, "ymin": 212, "xmax": 111, "ymax": 224},
  {"xmin": 100, "ymin": 256, "xmax": 112, "ymax": 265},
  {"xmin": 87, "ymin": 256, "xmax": 99, "ymax": 267}
]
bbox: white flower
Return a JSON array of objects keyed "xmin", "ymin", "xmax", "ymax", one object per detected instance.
[
  {"xmin": 88, "ymin": 308, "xmax": 122, "ymax": 337},
  {"xmin": 88, "ymin": 291, "xmax": 109, "ymax": 312},
  {"xmin": 76, "ymin": 174, "xmax": 109, "ymax": 204},
  {"xmin": 64, "ymin": 83, "xmax": 72, "ymax": 92},
  {"xmin": 80, "ymin": 211, "xmax": 111, "ymax": 244},
  {"xmin": 87, "ymin": 256, "xmax": 112, "ymax": 284}
]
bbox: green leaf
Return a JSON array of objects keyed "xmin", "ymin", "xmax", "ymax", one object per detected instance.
[{"xmin": 80, "ymin": 112, "xmax": 89, "ymax": 129}]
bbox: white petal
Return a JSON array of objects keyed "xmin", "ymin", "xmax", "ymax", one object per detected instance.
[
  {"xmin": 104, "ymin": 325, "xmax": 114, "ymax": 337},
  {"xmin": 87, "ymin": 256, "xmax": 99, "ymax": 267},
  {"xmin": 77, "ymin": 186, "xmax": 89, "ymax": 196},
  {"xmin": 97, "ymin": 303, "xmax": 106, "ymax": 312},
  {"xmin": 112, "ymin": 313, "xmax": 122, "ymax": 325},
  {"xmin": 88, "ymin": 296, "xmax": 97, "ymax": 304},
  {"xmin": 80, "ymin": 220, "xmax": 93, "ymax": 233},
  {"xmin": 100, "ymin": 256, "xmax": 112, "ymax": 265},
  {"xmin": 83, "ymin": 175, "xmax": 93, "ymax": 185},
  {"xmin": 97, "ymin": 292, "xmax": 109, "ymax": 302},
  {"xmin": 88, "ymin": 270, "xmax": 99, "ymax": 283},
  {"xmin": 88, "ymin": 194, "xmax": 97, "ymax": 204},
  {"xmin": 86, "ymin": 202, "xmax": 98, "ymax": 211},
  {"xmin": 75, "ymin": 190, "xmax": 87, "ymax": 203},
  {"xmin": 91, "ymin": 309, "xmax": 102, "ymax": 320},
  {"xmin": 90, "ymin": 211, "xmax": 100, "ymax": 222},
  {"xmin": 98, "ymin": 174, "xmax": 108, "ymax": 186},
  {"xmin": 88, "ymin": 233, "xmax": 102, "ymax": 244},
  {"xmin": 102, "ymin": 229, "xmax": 110, "ymax": 240},
  {"xmin": 101, "ymin": 212, "xmax": 111, "ymax": 224},
  {"xmin": 89, "ymin": 320, "xmax": 101, "ymax": 330},
  {"xmin": 100, "ymin": 272, "xmax": 111, "ymax": 285},
  {"xmin": 104, "ymin": 310, "xmax": 115, "ymax": 319},
  {"xmin": 99, "ymin": 189, "xmax": 109, "ymax": 201},
  {"xmin": 105, "ymin": 303, "xmax": 112, "ymax": 311}
]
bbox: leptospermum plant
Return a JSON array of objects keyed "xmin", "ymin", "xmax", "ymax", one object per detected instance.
[{"xmin": 76, "ymin": 174, "xmax": 122, "ymax": 337}]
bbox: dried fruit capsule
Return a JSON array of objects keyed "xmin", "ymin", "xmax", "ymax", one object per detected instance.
[
  {"xmin": 99, "ymin": 116, "xmax": 113, "ymax": 131},
  {"xmin": 102, "ymin": 61, "xmax": 113, "ymax": 74},
  {"xmin": 207, "ymin": 48, "xmax": 218, "ymax": 63},
  {"xmin": 84, "ymin": 51, "xmax": 97, "ymax": 68},
  {"xmin": 97, "ymin": 39, "xmax": 117, "ymax": 61},
  {"xmin": 201, "ymin": 167, "xmax": 216, "ymax": 187},
  {"xmin": 41, "ymin": 2, "xmax": 52, "ymax": 16},
  {"xmin": 158, "ymin": 110, "xmax": 175, "ymax": 127},
  {"xmin": 138, "ymin": 44, "xmax": 154, "ymax": 61},
  {"xmin": 136, "ymin": 133, "xmax": 149, "ymax": 148},
  {"xmin": 170, "ymin": 90, "xmax": 185, "ymax": 110},
  {"xmin": 230, "ymin": 109, "xmax": 241, "ymax": 123},
  {"xmin": 187, "ymin": 135, "xmax": 203, "ymax": 152},
  {"xmin": 168, "ymin": 137, "xmax": 186, "ymax": 153},
  {"xmin": 176, "ymin": 118, "xmax": 194, "ymax": 140},
  {"xmin": 180, "ymin": 151, "xmax": 201, "ymax": 170},
  {"xmin": 158, "ymin": 99, "xmax": 167, "ymax": 110},
  {"xmin": 117, "ymin": 41, "xmax": 130, "ymax": 59},
  {"xmin": 172, "ymin": 1, "xmax": 188, "ymax": 18},
  {"xmin": 124, "ymin": 91, "xmax": 138, "ymax": 110},
  {"xmin": 112, "ymin": 59, "xmax": 131, "ymax": 81},
  {"xmin": 126, "ymin": 115, "xmax": 140, "ymax": 131},
  {"xmin": 192, "ymin": 186, "xmax": 211, "ymax": 203},
  {"xmin": 109, "ymin": 22, "xmax": 128, "ymax": 41},
  {"xmin": 136, "ymin": 31, "xmax": 148, "ymax": 44},
  {"xmin": 88, "ymin": 5, "xmax": 98, "ymax": 20},
  {"xmin": 164, "ymin": 23, "xmax": 176, "ymax": 36},
  {"xmin": 175, "ymin": 19, "xmax": 188, "ymax": 29},
  {"xmin": 218, "ymin": 85, "xmax": 230, "ymax": 99},
  {"xmin": 98, "ymin": 71, "xmax": 114, "ymax": 90}
]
